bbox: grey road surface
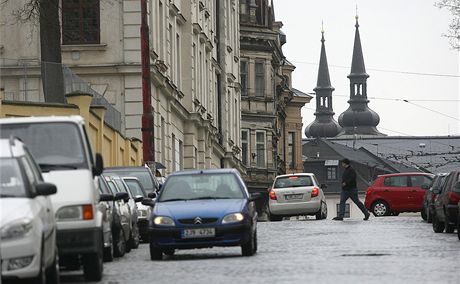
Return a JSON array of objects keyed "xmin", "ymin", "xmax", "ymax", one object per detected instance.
[{"xmin": 61, "ymin": 215, "xmax": 459, "ymax": 284}]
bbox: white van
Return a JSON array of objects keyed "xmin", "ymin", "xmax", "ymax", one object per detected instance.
[{"xmin": 0, "ymin": 116, "xmax": 105, "ymax": 281}]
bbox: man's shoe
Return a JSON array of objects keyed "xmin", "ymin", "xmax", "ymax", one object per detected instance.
[
  {"xmin": 364, "ymin": 212, "xmax": 370, "ymax": 221},
  {"xmin": 332, "ymin": 217, "xmax": 344, "ymax": 221}
]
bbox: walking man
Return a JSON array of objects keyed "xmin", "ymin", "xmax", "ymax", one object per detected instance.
[{"xmin": 333, "ymin": 158, "xmax": 370, "ymax": 221}]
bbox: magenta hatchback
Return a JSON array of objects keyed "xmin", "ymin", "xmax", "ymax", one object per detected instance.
[{"xmin": 365, "ymin": 173, "xmax": 434, "ymax": 217}]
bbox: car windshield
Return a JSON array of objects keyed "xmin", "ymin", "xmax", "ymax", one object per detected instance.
[
  {"xmin": 0, "ymin": 158, "xmax": 26, "ymax": 197},
  {"xmin": 274, "ymin": 176, "xmax": 314, "ymax": 188},
  {"xmin": 106, "ymin": 170, "xmax": 154, "ymax": 192},
  {"xmin": 159, "ymin": 173, "xmax": 244, "ymax": 202},
  {"xmin": 0, "ymin": 122, "xmax": 88, "ymax": 170},
  {"xmin": 124, "ymin": 179, "xmax": 147, "ymax": 197}
]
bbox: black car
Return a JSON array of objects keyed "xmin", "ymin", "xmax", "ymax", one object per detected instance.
[
  {"xmin": 421, "ymin": 173, "xmax": 448, "ymax": 223},
  {"xmin": 432, "ymin": 171, "xmax": 460, "ymax": 233},
  {"xmin": 104, "ymin": 166, "xmax": 161, "ymax": 194}
]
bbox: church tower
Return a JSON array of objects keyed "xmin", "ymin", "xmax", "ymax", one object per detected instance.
[
  {"xmin": 337, "ymin": 16, "xmax": 385, "ymax": 137},
  {"xmin": 305, "ymin": 29, "xmax": 341, "ymax": 138}
]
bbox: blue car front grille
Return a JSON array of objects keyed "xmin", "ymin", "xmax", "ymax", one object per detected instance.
[{"xmin": 177, "ymin": 218, "xmax": 218, "ymax": 225}]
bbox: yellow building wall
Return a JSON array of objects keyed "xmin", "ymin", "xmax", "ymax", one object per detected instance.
[{"xmin": 0, "ymin": 93, "xmax": 142, "ymax": 167}]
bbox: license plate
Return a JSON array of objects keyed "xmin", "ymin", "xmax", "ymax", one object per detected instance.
[
  {"xmin": 182, "ymin": 228, "xmax": 215, "ymax": 239},
  {"xmin": 285, "ymin": 194, "xmax": 303, "ymax": 200}
]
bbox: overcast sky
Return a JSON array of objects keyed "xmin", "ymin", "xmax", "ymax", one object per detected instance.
[{"xmin": 272, "ymin": 0, "xmax": 459, "ymax": 137}]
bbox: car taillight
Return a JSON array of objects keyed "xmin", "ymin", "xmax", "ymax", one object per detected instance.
[
  {"xmin": 269, "ymin": 190, "xmax": 277, "ymax": 200},
  {"xmin": 366, "ymin": 188, "xmax": 372, "ymax": 196},
  {"xmin": 311, "ymin": 187, "xmax": 319, "ymax": 198},
  {"xmin": 448, "ymin": 192, "xmax": 460, "ymax": 205}
]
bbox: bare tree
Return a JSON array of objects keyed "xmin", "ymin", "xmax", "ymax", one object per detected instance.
[
  {"xmin": 10, "ymin": 0, "xmax": 65, "ymax": 103},
  {"xmin": 435, "ymin": 0, "xmax": 460, "ymax": 49}
]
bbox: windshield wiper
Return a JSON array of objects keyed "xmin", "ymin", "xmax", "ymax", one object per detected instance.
[
  {"xmin": 0, "ymin": 194, "xmax": 19, "ymax": 198},
  {"xmin": 188, "ymin": 196, "xmax": 222, "ymax": 200},
  {"xmin": 39, "ymin": 164, "xmax": 78, "ymax": 172}
]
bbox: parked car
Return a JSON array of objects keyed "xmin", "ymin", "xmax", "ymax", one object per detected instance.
[
  {"xmin": 142, "ymin": 168, "xmax": 260, "ymax": 260},
  {"xmin": 122, "ymin": 176, "xmax": 151, "ymax": 242},
  {"xmin": 267, "ymin": 173, "xmax": 327, "ymax": 221},
  {"xmin": 108, "ymin": 175, "xmax": 141, "ymax": 249},
  {"xmin": 457, "ymin": 200, "xmax": 460, "ymax": 240},
  {"xmin": 104, "ymin": 166, "xmax": 161, "ymax": 194},
  {"xmin": 421, "ymin": 173, "xmax": 448, "ymax": 223},
  {"xmin": 432, "ymin": 171, "xmax": 460, "ymax": 233},
  {"xmin": 96, "ymin": 176, "xmax": 115, "ymax": 262},
  {"xmin": 0, "ymin": 137, "xmax": 59, "ymax": 284},
  {"xmin": 364, "ymin": 172, "xmax": 434, "ymax": 217},
  {"xmin": 103, "ymin": 175, "xmax": 132, "ymax": 255},
  {"xmin": 0, "ymin": 116, "xmax": 105, "ymax": 281}
]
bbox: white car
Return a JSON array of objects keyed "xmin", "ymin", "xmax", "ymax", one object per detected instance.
[
  {"xmin": 268, "ymin": 173, "xmax": 327, "ymax": 221},
  {"xmin": 0, "ymin": 138, "xmax": 59, "ymax": 283}
]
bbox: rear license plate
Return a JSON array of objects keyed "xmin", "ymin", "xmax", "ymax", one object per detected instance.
[
  {"xmin": 182, "ymin": 228, "xmax": 215, "ymax": 239},
  {"xmin": 285, "ymin": 194, "xmax": 303, "ymax": 200}
]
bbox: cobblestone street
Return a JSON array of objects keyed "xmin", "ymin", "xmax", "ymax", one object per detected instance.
[{"xmin": 61, "ymin": 215, "xmax": 459, "ymax": 284}]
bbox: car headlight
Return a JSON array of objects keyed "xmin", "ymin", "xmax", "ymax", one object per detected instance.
[
  {"xmin": 1, "ymin": 219, "xmax": 33, "ymax": 240},
  {"xmin": 56, "ymin": 205, "xmax": 93, "ymax": 221},
  {"xmin": 153, "ymin": 216, "xmax": 175, "ymax": 226},
  {"xmin": 222, "ymin": 213, "xmax": 244, "ymax": 224}
]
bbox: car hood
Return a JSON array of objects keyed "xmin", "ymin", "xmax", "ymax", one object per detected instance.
[
  {"xmin": 154, "ymin": 199, "xmax": 246, "ymax": 219},
  {"xmin": 0, "ymin": 198, "xmax": 34, "ymax": 227}
]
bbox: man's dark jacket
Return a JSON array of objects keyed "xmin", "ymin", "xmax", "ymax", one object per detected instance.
[{"xmin": 342, "ymin": 165, "xmax": 357, "ymax": 190}]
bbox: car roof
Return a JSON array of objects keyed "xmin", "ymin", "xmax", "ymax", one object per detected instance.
[
  {"xmin": 168, "ymin": 168, "xmax": 240, "ymax": 176},
  {"xmin": 0, "ymin": 115, "xmax": 84, "ymax": 124},
  {"xmin": 275, "ymin": 173, "xmax": 315, "ymax": 179},
  {"xmin": 0, "ymin": 137, "xmax": 27, "ymax": 158},
  {"xmin": 377, "ymin": 172, "xmax": 434, "ymax": 178}
]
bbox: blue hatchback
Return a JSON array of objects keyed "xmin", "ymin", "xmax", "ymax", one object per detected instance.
[{"xmin": 142, "ymin": 168, "xmax": 259, "ymax": 260}]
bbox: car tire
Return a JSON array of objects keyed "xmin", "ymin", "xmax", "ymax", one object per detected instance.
[
  {"xmin": 45, "ymin": 246, "xmax": 60, "ymax": 284},
  {"xmin": 241, "ymin": 230, "xmax": 256, "ymax": 257},
  {"xmin": 125, "ymin": 229, "xmax": 132, "ymax": 253},
  {"xmin": 445, "ymin": 222, "xmax": 455, "ymax": 233},
  {"xmin": 113, "ymin": 228, "xmax": 126, "ymax": 258},
  {"xmin": 316, "ymin": 201, "xmax": 327, "ymax": 220},
  {"xmin": 371, "ymin": 200, "xmax": 390, "ymax": 217},
  {"xmin": 269, "ymin": 213, "xmax": 283, "ymax": 222},
  {"xmin": 432, "ymin": 214, "xmax": 445, "ymax": 233},
  {"xmin": 421, "ymin": 205, "xmax": 427, "ymax": 221},
  {"xmin": 82, "ymin": 245, "xmax": 104, "ymax": 282},
  {"xmin": 150, "ymin": 243, "xmax": 163, "ymax": 261},
  {"xmin": 163, "ymin": 249, "xmax": 175, "ymax": 256},
  {"xmin": 457, "ymin": 220, "xmax": 460, "ymax": 240},
  {"xmin": 103, "ymin": 242, "xmax": 114, "ymax": 262}
]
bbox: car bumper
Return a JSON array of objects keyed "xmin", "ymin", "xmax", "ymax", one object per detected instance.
[
  {"xmin": 1, "ymin": 233, "xmax": 42, "ymax": 279},
  {"xmin": 269, "ymin": 199, "xmax": 321, "ymax": 216},
  {"xmin": 149, "ymin": 223, "xmax": 252, "ymax": 249},
  {"xmin": 57, "ymin": 227, "xmax": 102, "ymax": 256}
]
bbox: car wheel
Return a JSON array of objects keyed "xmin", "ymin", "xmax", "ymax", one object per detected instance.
[
  {"xmin": 432, "ymin": 214, "xmax": 445, "ymax": 233},
  {"xmin": 150, "ymin": 243, "xmax": 163, "ymax": 260},
  {"xmin": 125, "ymin": 229, "xmax": 132, "ymax": 253},
  {"xmin": 45, "ymin": 246, "xmax": 60, "ymax": 284},
  {"xmin": 82, "ymin": 245, "xmax": 104, "ymax": 282},
  {"xmin": 163, "ymin": 249, "xmax": 175, "ymax": 256},
  {"xmin": 421, "ymin": 205, "xmax": 427, "ymax": 221},
  {"xmin": 269, "ymin": 213, "xmax": 283, "ymax": 222},
  {"xmin": 316, "ymin": 201, "xmax": 327, "ymax": 220},
  {"xmin": 445, "ymin": 222, "xmax": 455, "ymax": 233},
  {"xmin": 241, "ymin": 230, "xmax": 256, "ymax": 256},
  {"xmin": 113, "ymin": 228, "xmax": 126, "ymax": 258},
  {"xmin": 372, "ymin": 200, "xmax": 389, "ymax": 217},
  {"xmin": 103, "ymin": 241, "xmax": 114, "ymax": 262}
]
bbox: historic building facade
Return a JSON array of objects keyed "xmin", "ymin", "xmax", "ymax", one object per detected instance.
[
  {"xmin": 239, "ymin": 0, "xmax": 311, "ymax": 196},
  {"xmin": 0, "ymin": 0, "xmax": 243, "ymax": 173}
]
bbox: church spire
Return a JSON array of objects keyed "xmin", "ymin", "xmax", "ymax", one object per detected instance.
[
  {"xmin": 349, "ymin": 15, "xmax": 368, "ymax": 78},
  {"xmin": 305, "ymin": 27, "xmax": 341, "ymax": 138}
]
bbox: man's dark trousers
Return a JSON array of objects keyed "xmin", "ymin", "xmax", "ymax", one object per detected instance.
[{"xmin": 338, "ymin": 187, "xmax": 368, "ymax": 218}]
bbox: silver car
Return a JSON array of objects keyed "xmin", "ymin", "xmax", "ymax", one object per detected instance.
[{"xmin": 268, "ymin": 173, "xmax": 327, "ymax": 221}]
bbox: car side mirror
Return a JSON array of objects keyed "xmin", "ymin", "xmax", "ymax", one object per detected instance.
[
  {"xmin": 92, "ymin": 153, "xmax": 104, "ymax": 176},
  {"xmin": 320, "ymin": 183, "xmax": 328, "ymax": 189},
  {"xmin": 421, "ymin": 184, "xmax": 429, "ymax": 190},
  {"xmin": 142, "ymin": 198, "xmax": 155, "ymax": 207},
  {"xmin": 134, "ymin": 195, "xmax": 144, "ymax": 203},
  {"xmin": 148, "ymin": 192, "xmax": 157, "ymax": 199},
  {"xmin": 36, "ymin": 182, "xmax": 57, "ymax": 196},
  {"xmin": 115, "ymin": 192, "xmax": 129, "ymax": 201},
  {"xmin": 249, "ymin": 192, "xmax": 262, "ymax": 201},
  {"xmin": 100, "ymin": 193, "xmax": 114, "ymax": 202}
]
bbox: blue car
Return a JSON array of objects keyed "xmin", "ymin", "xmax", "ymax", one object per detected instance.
[{"xmin": 142, "ymin": 168, "xmax": 260, "ymax": 260}]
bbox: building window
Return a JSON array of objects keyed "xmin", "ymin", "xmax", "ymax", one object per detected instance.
[
  {"xmin": 255, "ymin": 61, "xmax": 265, "ymax": 97},
  {"xmin": 241, "ymin": 129, "xmax": 249, "ymax": 166},
  {"xmin": 62, "ymin": 0, "xmax": 100, "ymax": 45},
  {"xmin": 336, "ymin": 203, "xmax": 350, "ymax": 218},
  {"xmin": 240, "ymin": 60, "xmax": 248, "ymax": 96},
  {"xmin": 287, "ymin": 132, "xmax": 295, "ymax": 169},
  {"xmin": 255, "ymin": 131, "xmax": 266, "ymax": 167},
  {"xmin": 326, "ymin": 167, "xmax": 338, "ymax": 180}
]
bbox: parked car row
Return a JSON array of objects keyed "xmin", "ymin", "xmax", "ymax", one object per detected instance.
[{"xmin": 422, "ymin": 172, "xmax": 460, "ymax": 240}]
